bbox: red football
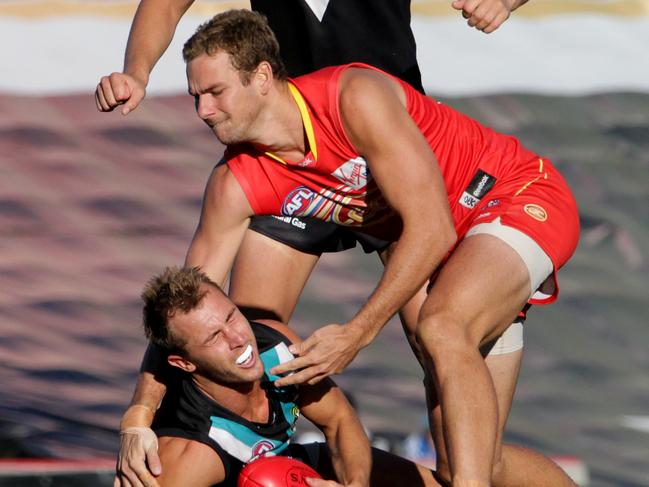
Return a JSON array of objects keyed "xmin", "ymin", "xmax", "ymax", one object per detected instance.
[{"xmin": 238, "ymin": 455, "xmax": 322, "ymax": 487}]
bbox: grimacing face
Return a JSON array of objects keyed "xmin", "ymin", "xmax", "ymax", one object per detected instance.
[
  {"xmin": 168, "ymin": 285, "xmax": 264, "ymax": 385},
  {"xmin": 187, "ymin": 51, "xmax": 264, "ymax": 146}
]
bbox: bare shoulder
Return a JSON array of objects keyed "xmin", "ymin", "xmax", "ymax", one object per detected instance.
[
  {"xmin": 200, "ymin": 160, "xmax": 253, "ymax": 219},
  {"xmin": 157, "ymin": 436, "xmax": 225, "ymax": 486},
  {"xmin": 204, "ymin": 162, "xmax": 239, "ymax": 202},
  {"xmin": 254, "ymin": 319, "xmax": 302, "ymax": 345},
  {"xmin": 338, "ymin": 66, "xmax": 405, "ymax": 109}
]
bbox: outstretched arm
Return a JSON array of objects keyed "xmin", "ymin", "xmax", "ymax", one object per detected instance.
[
  {"xmin": 452, "ymin": 0, "xmax": 530, "ymax": 33},
  {"xmin": 95, "ymin": 0, "xmax": 195, "ymax": 114},
  {"xmin": 272, "ymin": 68, "xmax": 456, "ymax": 386}
]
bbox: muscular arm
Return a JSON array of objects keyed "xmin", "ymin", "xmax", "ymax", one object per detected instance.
[
  {"xmin": 272, "ymin": 69, "xmax": 456, "ymax": 386},
  {"xmin": 156, "ymin": 437, "xmax": 225, "ymax": 487},
  {"xmin": 123, "ymin": 0, "xmax": 195, "ymax": 84},
  {"xmin": 300, "ymin": 382, "xmax": 371, "ymax": 487},
  {"xmin": 339, "ymin": 69, "xmax": 456, "ymax": 343}
]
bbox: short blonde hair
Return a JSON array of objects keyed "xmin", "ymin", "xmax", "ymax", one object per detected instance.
[{"xmin": 183, "ymin": 9, "xmax": 287, "ymax": 84}]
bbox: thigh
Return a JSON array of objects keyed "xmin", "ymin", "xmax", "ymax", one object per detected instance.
[
  {"xmin": 229, "ymin": 228, "xmax": 319, "ymax": 323},
  {"xmin": 420, "ymin": 234, "xmax": 531, "ymax": 347}
]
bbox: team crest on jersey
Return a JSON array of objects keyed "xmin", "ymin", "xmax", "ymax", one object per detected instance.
[
  {"xmin": 331, "ymin": 157, "xmax": 369, "ymax": 191},
  {"xmin": 282, "ymin": 186, "xmax": 315, "ymax": 216},
  {"xmin": 524, "ymin": 204, "xmax": 548, "ymax": 222},
  {"xmin": 251, "ymin": 440, "xmax": 276, "ymax": 459}
]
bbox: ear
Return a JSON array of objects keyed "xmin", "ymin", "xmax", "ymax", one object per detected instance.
[
  {"xmin": 167, "ymin": 354, "xmax": 197, "ymax": 373},
  {"xmin": 254, "ymin": 61, "xmax": 274, "ymax": 95}
]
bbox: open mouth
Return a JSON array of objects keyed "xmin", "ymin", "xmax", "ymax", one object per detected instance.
[{"xmin": 235, "ymin": 344, "xmax": 254, "ymax": 366}]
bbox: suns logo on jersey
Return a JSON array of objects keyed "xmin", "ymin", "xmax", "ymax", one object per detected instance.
[{"xmin": 524, "ymin": 204, "xmax": 548, "ymax": 222}]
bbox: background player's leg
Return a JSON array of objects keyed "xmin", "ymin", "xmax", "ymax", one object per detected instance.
[
  {"xmin": 379, "ymin": 247, "xmax": 428, "ymax": 365},
  {"xmin": 228, "ymin": 228, "xmax": 319, "ymax": 323},
  {"xmin": 313, "ymin": 443, "xmax": 442, "ymax": 487},
  {"xmin": 488, "ymin": 345, "xmax": 576, "ymax": 486}
]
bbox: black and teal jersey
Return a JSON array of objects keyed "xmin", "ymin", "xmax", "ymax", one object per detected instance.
[{"xmin": 153, "ymin": 322, "xmax": 309, "ymax": 485}]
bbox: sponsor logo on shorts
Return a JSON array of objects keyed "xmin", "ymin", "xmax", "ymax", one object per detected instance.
[
  {"xmin": 459, "ymin": 169, "xmax": 497, "ymax": 209},
  {"xmin": 272, "ymin": 215, "xmax": 307, "ymax": 230},
  {"xmin": 282, "ymin": 186, "xmax": 315, "ymax": 216},
  {"xmin": 332, "ymin": 157, "xmax": 369, "ymax": 190},
  {"xmin": 524, "ymin": 204, "xmax": 548, "ymax": 221},
  {"xmin": 251, "ymin": 440, "xmax": 276, "ymax": 458}
]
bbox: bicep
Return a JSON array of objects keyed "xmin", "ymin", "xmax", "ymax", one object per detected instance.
[
  {"xmin": 339, "ymin": 71, "xmax": 451, "ymax": 226},
  {"xmin": 185, "ymin": 164, "xmax": 253, "ymax": 287},
  {"xmin": 157, "ymin": 437, "xmax": 225, "ymax": 487},
  {"xmin": 298, "ymin": 380, "xmax": 354, "ymax": 435}
]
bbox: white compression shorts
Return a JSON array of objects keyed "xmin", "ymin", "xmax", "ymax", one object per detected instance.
[{"xmin": 467, "ymin": 217, "xmax": 554, "ymax": 356}]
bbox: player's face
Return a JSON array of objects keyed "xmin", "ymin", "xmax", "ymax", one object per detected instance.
[
  {"xmin": 169, "ymin": 285, "xmax": 264, "ymax": 384},
  {"xmin": 187, "ymin": 52, "xmax": 263, "ymax": 145}
]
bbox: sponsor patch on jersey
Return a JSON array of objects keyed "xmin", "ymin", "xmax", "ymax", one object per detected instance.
[
  {"xmin": 331, "ymin": 157, "xmax": 369, "ymax": 191},
  {"xmin": 459, "ymin": 169, "xmax": 497, "ymax": 209},
  {"xmin": 524, "ymin": 204, "xmax": 548, "ymax": 222},
  {"xmin": 282, "ymin": 186, "xmax": 315, "ymax": 216}
]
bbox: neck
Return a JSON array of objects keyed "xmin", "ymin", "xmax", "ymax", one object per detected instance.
[
  {"xmin": 249, "ymin": 80, "xmax": 307, "ymax": 160},
  {"xmin": 192, "ymin": 374, "xmax": 269, "ymax": 422}
]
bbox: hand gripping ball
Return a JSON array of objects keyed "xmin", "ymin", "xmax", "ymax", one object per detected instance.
[{"xmin": 238, "ymin": 456, "xmax": 322, "ymax": 487}]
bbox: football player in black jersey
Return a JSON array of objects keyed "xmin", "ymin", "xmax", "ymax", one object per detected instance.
[{"xmin": 129, "ymin": 266, "xmax": 440, "ymax": 487}]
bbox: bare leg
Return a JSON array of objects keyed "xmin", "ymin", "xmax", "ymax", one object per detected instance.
[
  {"xmin": 229, "ymin": 229, "xmax": 319, "ymax": 323},
  {"xmin": 417, "ymin": 235, "xmax": 532, "ymax": 486}
]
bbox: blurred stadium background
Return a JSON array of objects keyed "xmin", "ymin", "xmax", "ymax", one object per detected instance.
[{"xmin": 1, "ymin": 1, "xmax": 648, "ymax": 485}]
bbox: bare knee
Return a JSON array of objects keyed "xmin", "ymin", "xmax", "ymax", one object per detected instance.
[{"xmin": 416, "ymin": 313, "xmax": 473, "ymax": 360}]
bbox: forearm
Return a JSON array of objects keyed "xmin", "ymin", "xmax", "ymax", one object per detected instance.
[
  {"xmin": 324, "ymin": 414, "xmax": 371, "ymax": 486},
  {"xmin": 120, "ymin": 343, "xmax": 168, "ymax": 429},
  {"xmin": 351, "ymin": 223, "xmax": 455, "ymax": 344},
  {"xmin": 123, "ymin": 0, "xmax": 194, "ymax": 83},
  {"xmin": 510, "ymin": 0, "xmax": 529, "ymax": 11}
]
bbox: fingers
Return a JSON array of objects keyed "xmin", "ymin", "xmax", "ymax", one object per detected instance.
[
  {"xmin": 116, "ymin": 429, "xmax": 160, "ymax": 487},
  {"xmin": 145, "ymin": 446, "xmax": 163, "ymax": 477},
  {"xmin": 305, "ymin": 478, "xmax": 341, "ymax": 487},
  {"xmin": 95, "ymin": 72, "xmax": 145, "ymax": 114},
  {"xmin": 275, "ymin": 364, "xmax": 325, "ymax": 387},
  {"xmin": 456, "ymin": 0, "xmax": 512, "ymax": 33},
  {"xmin": 121, "ymin": 85, "xmax": 146, "ymax": 116},
  {"xmin": 482, "ymin": 10, "xmax": 510, "ymax": 33},
  {"xmin": 451, "ymin": 0, "xmax": 465, "ymax": 11},
  {"xmin": 270, "ymin": 354, "xmax": 309, "ymax": 377}
]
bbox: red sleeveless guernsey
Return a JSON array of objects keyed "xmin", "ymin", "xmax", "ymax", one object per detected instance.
[{"xmin": 226, "ymin": 63, "xmax": 579, "ymax": 273}]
